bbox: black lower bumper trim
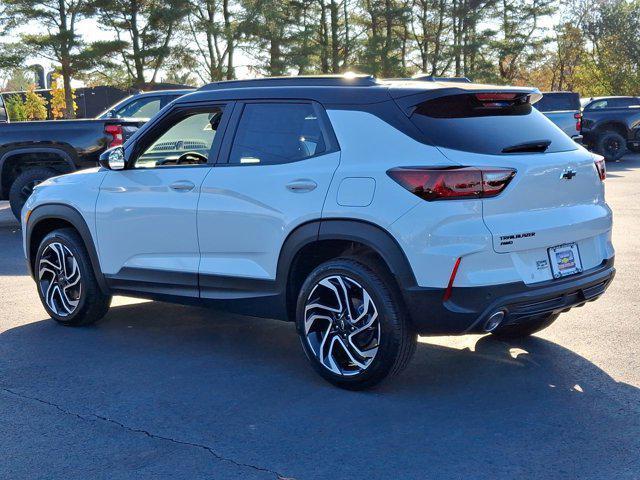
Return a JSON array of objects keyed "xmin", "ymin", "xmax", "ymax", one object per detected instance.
[{"xmin": 402, "ymin": 258, "xmax": 615, "ymax": 335}]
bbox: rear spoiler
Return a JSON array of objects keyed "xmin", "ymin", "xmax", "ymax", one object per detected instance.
[{"xmin": 392, "ymin": 86, "xmax": 542, "ymax": 116}]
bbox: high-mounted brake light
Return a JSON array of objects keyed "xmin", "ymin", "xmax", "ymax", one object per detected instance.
[
  {"xmin": 475, "ymin": 93, "xmax": 518, "ymax": 101},
  {"xmin": 593, "ymin": 154, "xmax": 606, "ymax": 181},
  {"xmin": 387, "ymin": 167, "xmax": 516, "ymax": 201},
  {"xmin": 105, "ymin": 124, "xmax": 124, "ymax": 147}
]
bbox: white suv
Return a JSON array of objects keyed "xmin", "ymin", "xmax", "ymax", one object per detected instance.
[{"xmin": 22, "ymin": 76, "xmax": 615, "ymax": 389}]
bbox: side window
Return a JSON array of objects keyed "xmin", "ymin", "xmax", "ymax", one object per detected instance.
[
  {"xmin": 115, "ymin": 96, "xmax": 161, "ymax": 118},
  {"xmin": 134, "ymin": 107, "xmax": 225, "ymax": 168},
  {"xmin": 609, "ymin": 97, "xmax": 639, "ymax": 108},
  {"xmin": 229, "ymin": 103, "xmax": 326, "ymax": 165},
  {"xmin": 587, "ymin": 100, "xmax": 608, "ymax": 110}
]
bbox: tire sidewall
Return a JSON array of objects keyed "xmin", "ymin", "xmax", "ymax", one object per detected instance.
[
  {"xmin": 35, "ymin": 230, "xmax": 91, "ymax": 325},
  {"xmin": 598, "ymin": 131, "xmax": 626, "ymax": 161},
  {"xmin": 296, "ymin": 259, "xmax": 404, "ymax": 388},
  {"xmin": 9, "ymin": 168, "xmax": 57, "ymax": 219}
]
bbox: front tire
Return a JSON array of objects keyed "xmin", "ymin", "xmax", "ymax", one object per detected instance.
[
  {"xmin": 9, "ymin": 167, "xmax": 58, "ymax": 220},
  {"xmin": 490, "ymin": 313, "xmax": 559, "ymax": 340},
  {"xmin": 35, "ymin": 228, "xmax": 111, "ymax": 326},
  {"xmin": 296, "ymin": 258, "xmax": 416, "ymax": 389}
]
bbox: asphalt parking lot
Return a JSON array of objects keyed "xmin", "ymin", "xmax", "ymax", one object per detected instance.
[{"xmin": 1, "ymin": 157, "xmax": 639, "ymax": 480}]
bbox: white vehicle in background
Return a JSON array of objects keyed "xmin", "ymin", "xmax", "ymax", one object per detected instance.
[{"xmin": 22, "ymin": 75, "xmax": 615, "ymax": 389}]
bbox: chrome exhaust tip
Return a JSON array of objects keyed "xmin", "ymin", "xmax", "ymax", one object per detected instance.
[{"xmin": 484, "ymin": 310, "xmax": 506, "ymax": 332}]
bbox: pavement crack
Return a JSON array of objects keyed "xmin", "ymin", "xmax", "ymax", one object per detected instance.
[{"xmin": 1, "ymin": 387, "xmax": 288, "ymax": 479}]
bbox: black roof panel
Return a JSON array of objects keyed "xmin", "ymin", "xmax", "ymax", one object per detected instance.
[{"xmin": 176, "ymin": 75, "xmax": 540, "ymax": 107}]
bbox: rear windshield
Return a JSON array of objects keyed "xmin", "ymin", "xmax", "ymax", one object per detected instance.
[
  {"xmin": 410, "ymin": 93, "xmax": 578, "ymax": 155},
  {"xmin": 535, "ymin": 92, "xmax": 580, "ymax": 112}
]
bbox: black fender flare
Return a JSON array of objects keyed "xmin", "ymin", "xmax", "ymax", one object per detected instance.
[
  {"xmin": 26, "ymin": 203, "xmax": 109, "ymax": 295},
  {"xmin": 1, "ymin": 146, "xmax": 76, "ymax": 179},
  {"xmin": 276, "ymin": 218, "xmax": 418, "ymax": 300}
]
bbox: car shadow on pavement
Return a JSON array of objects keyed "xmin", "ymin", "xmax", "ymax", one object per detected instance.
[
  {"xmin": 1, "ymin": 300, "xmax": 639, "ymax": 479},
  {"xmin": 604, "ymin": 153, "xmax": 640, "ymax": 177}
]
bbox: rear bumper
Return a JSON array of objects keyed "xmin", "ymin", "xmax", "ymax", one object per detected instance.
[{"xmin": 402, "ymin": 257, "xmax": 615, "ymax": 335}]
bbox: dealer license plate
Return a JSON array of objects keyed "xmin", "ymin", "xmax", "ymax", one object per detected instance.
[{"xmin": 549, "ymin": 243, "xmax": 583, "ymax": 279}]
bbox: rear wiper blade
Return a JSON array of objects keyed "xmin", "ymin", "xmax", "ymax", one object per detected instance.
[{"xmin": 502, "ymin": 140, "xmax": 551, "ymax": 154}]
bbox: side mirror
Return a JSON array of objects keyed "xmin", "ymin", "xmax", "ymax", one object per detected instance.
[
  {"xmin": 106, "ymin": 109, "xmax": 117, "ymax": 118},
  {"xmin": 99, "ymin": 146, "xmax": 126, "ymax": 170}
]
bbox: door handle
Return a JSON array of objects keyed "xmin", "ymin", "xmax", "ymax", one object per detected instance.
[
  {"xmin": 170, "ymin": 180, "xmax": 196, "ymax": 192},
  {"xmin": 286, "ymin": 179, "xmax": 318, "ymax": 193}
]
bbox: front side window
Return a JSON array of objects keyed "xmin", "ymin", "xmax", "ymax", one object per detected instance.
[
  {"xmin": 586, "ymin": 98, "xmax": 639, "ymax": 110},
  {"xmin": 135, "ymin": 107, "xmax": 224, "ymax": 168},
  {"xmin": 229, "ymin": 103, "xmax": 326, "ymax": 165}
]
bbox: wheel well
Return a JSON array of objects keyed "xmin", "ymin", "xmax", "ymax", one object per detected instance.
[
  {"xmin": 596, "ymin": 122, "xmax": 627, "ymax": 139},
  {"xmin": 1, "ymin": 152, "xmax": 73, "ymax": 198},
  {"xmin": 29, "ymin": 218, "xmax": 77, "ymax": 273},
  {"xmin": 285, "ymin": 239, "xmax": 398, "ymax": 321}
]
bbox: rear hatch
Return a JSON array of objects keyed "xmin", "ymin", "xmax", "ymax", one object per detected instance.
[{"xmin": 401, "ymin": 89, "xmax": 611, "ymax": 281}]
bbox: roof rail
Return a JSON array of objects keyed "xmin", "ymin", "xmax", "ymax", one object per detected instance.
[
  {"xmin": 411, "ymin": 75, "xmax": 472, "ymax": 83},
  {"xmin": 198, "ymin": 74, "xmax": 378, "ymax": 91}
]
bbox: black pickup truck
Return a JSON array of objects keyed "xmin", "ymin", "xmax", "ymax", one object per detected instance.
[
  {"xmin": 581, "ymin": 96, "xmax": 640, "ymax": 161},
  {"xmin": 0, "ymin": 118, "xmax": 143, "ymax": 218}
]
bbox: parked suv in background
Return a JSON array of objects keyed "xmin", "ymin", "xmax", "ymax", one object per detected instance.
[
  {"xmin": 535, "ymin": 91, "xmax": 582, "ymax": 140},
  {"xmin": 22, "ymin": 76, "xmax": 615, "ymax": 389},
  {"xmin": 581, "ymin": 96, "xmax": 640, "ymax": 161}
]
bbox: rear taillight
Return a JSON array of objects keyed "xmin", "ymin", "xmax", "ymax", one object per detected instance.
[
  {"xmin": 387, "ymin": 167, "xmax": 515, "ymax": 201},
  {"xmin": 574, "ymin": 112, "xmax": 582, "ymax": 132},
  {"xmin": 593, "ymin": 154, "xmax": 606, "ymax": 181},
  {"xmin": 105, "ymin": 124, "xmax": 124, "ymax": 147}
]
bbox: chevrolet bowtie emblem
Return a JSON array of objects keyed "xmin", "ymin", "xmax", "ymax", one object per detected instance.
[{"xmin": 561, "ymin": 168, "xmax": 577, "ymax": 180}]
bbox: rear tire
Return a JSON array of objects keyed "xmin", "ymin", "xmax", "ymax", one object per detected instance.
[
  {"xmin": 9, "ymin": 167, "xmax": 58, "ymax": 220},
  {"xmin": 490, "ymin": 313, "xmax": 559, "ymax": 340},
  {"xmin": 597, "ymin": 131, "xmax": 626, "ymax": 161},
  {"xmin": 296, "ymin": 257, "xmax": 416, "ymax": 390},
  {"xmin": 35, "ymin": 228, "xmax": 111, "ymax": 326}
]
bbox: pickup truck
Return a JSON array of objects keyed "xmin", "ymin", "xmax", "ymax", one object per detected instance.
[
  {"xmin": 535, "ymin": 91, "xmax": 582, "ymax": 140},
  {"xmin": 581, "ymin": 96, "xmax": 640, "ymax": 161},
  {"xmin": 0, "ymin": 118, "xmax": 143, "ymax": 218}
]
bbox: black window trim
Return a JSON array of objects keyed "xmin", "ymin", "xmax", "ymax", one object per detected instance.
[
  {"xmin": 126, "ymin": 101, "xmax": 235, "ymax": 170},
  {"xmin": 216, "ymin": 99, "xmax": 340, "ymax": 167}
]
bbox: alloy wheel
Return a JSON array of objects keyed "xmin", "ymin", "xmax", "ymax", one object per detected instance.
[
  {"xmin": 303, "ymin": 275, "xmax": 380, "ymax": 376},
  {"xmin": 38, "ymin": 242, "xmax": 82, "ymax": 317},
  {"xmin": 604, "ymin": 137, "xmax": 621, "ymax": 155}
]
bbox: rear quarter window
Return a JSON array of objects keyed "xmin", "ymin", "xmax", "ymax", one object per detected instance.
[{"xmin": 409, "ymin": 93, "xmax": 578, "ymax": 155}]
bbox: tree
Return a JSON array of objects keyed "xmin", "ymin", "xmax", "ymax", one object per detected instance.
[
  {"xmin": 357, "ymin": 0, "xmax": 411, "ymax": 77},
  {"xmin": 4, "ymin": 94, "xmax": 27, "ymax": 121},
  {"xmin": 1, "ymin": 68, "xmax": 34, "ymax": 91},
  {"xmin": 95, "ymin": 0, "xmax": 191, "ymax": 87},
  {"xmin": 239, "ymin": 0, "xmax": 296, "ymax": 75},
  {"xmin": 49, "ymin": 73, "xmax": 77, "ymax": 119},
  {"xmin": 23, "ymin": 84, "xmax": 48, "ymax": 120},
  {"xmin": 2, "ymin": 0, "xmax": 99, "ymax": 118},
  {"xmin": 183, "ymin": 0, "xmax": 239, "ymax": 82},
  {"xmin": 493, "ymin": 0, "xmax": 554, "ymax": 83},
  {"xmin": 579, "ymin": 0, "xmax": 640, "ymax": 95}
]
